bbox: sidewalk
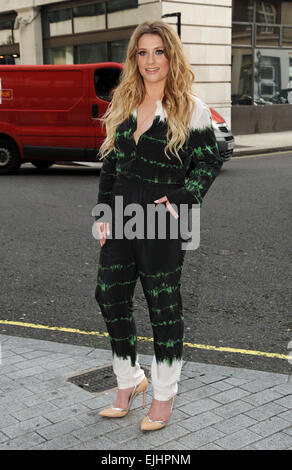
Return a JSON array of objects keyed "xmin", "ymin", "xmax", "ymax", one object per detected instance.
[
  {"xmin": 233, "ymin": 130, "xmax": 292, "ymax": 156},
  {"xmin": 0, "ymin": 334, "xmax": 291, "ymax": 450}
]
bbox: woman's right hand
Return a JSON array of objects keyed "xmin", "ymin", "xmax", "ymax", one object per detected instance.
[{"xmin": 96, "ymin": 222, "xmax": 110, "ymax": 247}]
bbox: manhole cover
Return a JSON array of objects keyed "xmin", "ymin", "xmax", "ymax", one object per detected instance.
[{"xmin": 67, "ymin": 364, "xmax": 150, "ymax": 394}]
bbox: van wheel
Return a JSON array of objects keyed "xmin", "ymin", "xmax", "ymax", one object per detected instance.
[
  {"xmin": 31, "ymin": 161, "xmax": 55, "ymax": 169},
  {"xmin": 0, "ymin": 140, "xmax": 21, "ymax": 174}
]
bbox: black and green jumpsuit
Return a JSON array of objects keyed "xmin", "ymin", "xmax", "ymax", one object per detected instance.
[{"xmin": 94, "ymin": 96, "xmax": 223, "ymax": 400}]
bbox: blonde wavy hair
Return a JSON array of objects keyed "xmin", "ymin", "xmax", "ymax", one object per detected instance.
[{"xmin": 99, "ymin": 20, "xmax": 196, "ymax": 164}]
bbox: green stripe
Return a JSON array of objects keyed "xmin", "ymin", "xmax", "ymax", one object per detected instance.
[
  {"xmin": 105, "ymin": 315, "xmax": 133, "ymax": 324},
  {"xmin": 99, "ymin": 299, "xmax": 132, "ymax": 308},
  {"xmin": 150, "ymin": 302, "xmax": 180, "ymax": 314},
  {"xmin": 152, "ymin": 316, "xmax": 184, "ymax": 328},
  {"xmin": 156, "ymin": 338, "xmax": 183, "ymax": 348},
  {"xmin": 98, "ymin": 261, "xmax": 136, "ymax": 271},
  {"xmin": 97, "ymin": 279, "xmax": 136, "ymax": 291},
  {"xmin": 109, "ymin": 334, "xmax": 137, "ymax": 346},
  {"xmin": 139, "ymin": 266, "xmax": 182, "ymax": 279},
  {"xmin": 144, "ymin": 283, "xmax": 181, "ymax": 297}
]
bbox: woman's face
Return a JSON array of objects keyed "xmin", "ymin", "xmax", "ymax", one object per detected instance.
[{"xmin": 136, "ymin": 33, "xmax": 169, "ymax": 88}]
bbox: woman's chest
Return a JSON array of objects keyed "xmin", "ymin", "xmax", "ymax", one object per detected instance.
[
  {"xmin": 133, "ymin": 102, "xmax": 157, "ymax": 146},
  {"xmin": 116, "ymin": 117, "xmax": 189, "ymax": 161}
]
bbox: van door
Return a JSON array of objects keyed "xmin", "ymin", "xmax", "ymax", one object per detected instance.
[
  {"xmin": 16, "ymin": 67, "xmax": 88, "ymax": 162},
  {"xmin": 87, "ymin": 65, "xmax": 122, "ymax": 161}
]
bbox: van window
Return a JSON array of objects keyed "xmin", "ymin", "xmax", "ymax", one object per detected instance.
[{"xmin": 94, "ymin": 68, "xmax": 121, "ymax": 101}]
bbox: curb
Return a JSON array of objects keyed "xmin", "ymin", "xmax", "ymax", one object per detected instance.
[{"xmin": 233, "ymin": 146, "xmax": 292, "ymax": 157}]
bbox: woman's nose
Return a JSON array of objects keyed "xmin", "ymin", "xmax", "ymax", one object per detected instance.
[{"xmin": 146, "ymin": 52, "xmax": 156, "ymax": 65}]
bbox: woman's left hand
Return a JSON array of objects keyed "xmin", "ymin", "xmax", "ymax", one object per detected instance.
[{"xmin": 154, "ymin": 196, "xmax": 179, "ymax": 219}]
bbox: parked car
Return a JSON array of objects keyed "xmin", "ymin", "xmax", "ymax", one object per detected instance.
[
  {"xmin": 210, "ymin": 108, "xmax": 234, "ymax": 162},
  {"xmin": 0, "ymin": 62, "xmax": 233, "ymax": 174}
]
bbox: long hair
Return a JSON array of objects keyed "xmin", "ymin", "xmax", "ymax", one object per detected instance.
[{"xmin": 99, "ymin": 20, "xmax": 196, "ymax": 164}]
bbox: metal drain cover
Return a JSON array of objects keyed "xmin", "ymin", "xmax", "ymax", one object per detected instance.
[{"xmin": 67, "ymin": 364, "xmax": 150, "ymax": 394}]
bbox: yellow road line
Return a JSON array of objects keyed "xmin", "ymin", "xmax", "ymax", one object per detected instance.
[{"xmin": 0, "ymin": 320, "xmax": 288, "ymax": 361}]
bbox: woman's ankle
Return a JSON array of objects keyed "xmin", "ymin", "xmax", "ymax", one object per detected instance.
[
  {"xmin": 114, "ymin": 386, "xmax": 135, "ymax": 408},
  {"xmin": 147, "ymin": 397, "xmax": 174, "ymax": 421}
]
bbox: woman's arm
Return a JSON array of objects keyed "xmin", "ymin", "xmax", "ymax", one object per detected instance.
[
  {"xmin": 164, "ymin": 103, "xmax": 223, "ymax": 210},
  {"xmin": 97, "ymin": 151, "xmax": 117, "ymax": 206},
  {"xmin": 94, "ymin": 151, "xmax": 117, "ymax": 246}
]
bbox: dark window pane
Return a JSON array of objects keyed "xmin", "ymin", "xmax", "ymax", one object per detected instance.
[
  {"xmin": 110, "ymin": 39, "xmax": 128, "ymax": 62},
  {"xmin": 47, "ymin": 9, "xmax": 71, "ymax": 23},
  {"xmin": 231, "ymin": 48, "xmax": 253, "ymax": 105},
  {"xmin": 232, "ymin": 23, "xmax": 252, "ymax": 46},
  {"xmin": 73, "ymin": 4, "xmax": 105, "ymax": 18},
  {"xmin": 281, "ymin": 2, "xmax": 292, "ymax": 26},
  {"xmin": 107, "ymin": 0, "xmax": 138, "ymax": 13},
  {"xmin": 94, "ymin": 67, "xmax": 122, "ymax": 101},
  {"xmin": 76, "ymin": 42, "xmax": 107, "ymax": 63},
  {"xmin": 282, "ymin": 27, "xmax": 292, "ymax": 47},
  {"xmin": 0, "ymin": 19, "xmax": 12, "ymax": 30},
  {"xmin": 73, "ymin": 3, "xmax": 105, "ymax": 32},
  {"xmin": 256, "ymin": 24, "xmax": 280, "ymax": 46},
  {"xmin": 44, "ymin": 46, "xmax": 74, "ymax": 64},
  {"xmin": 232, "ymin": 0, "xmax": 254, "ymax": 22},
  {"xmin": 256, "ymin": 0, "xmax": 281, "ymax": 25},
  {"xmin": 43, "ymin": 8, "xmax": 72, "ymax": 38},
  {"xmin": 254, "ymin": 49, "xmax": 281, "ymax": 103}
]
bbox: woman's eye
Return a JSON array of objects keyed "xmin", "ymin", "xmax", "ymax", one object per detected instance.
[{"xmin": 138, "ymin": 50, "xmax": 164, "ymax": 56}]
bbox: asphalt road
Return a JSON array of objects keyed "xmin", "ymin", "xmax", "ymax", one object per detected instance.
[{"xmin": 0, "ymin": 153, "xmax": 291, "ymax": 374}]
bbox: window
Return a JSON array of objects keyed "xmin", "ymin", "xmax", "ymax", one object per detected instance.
[
  {"xmin": 254, "ymin": 49, "xmax": 286, "ymax": 103},
  {"xmin": 94, "ymin": 67, "xmax": 121, "ymax": 101},
  {"xmin": 0, "ymin": 12, "xmax": 17, "ymax": 44},
  {"xmin": 232, "ymin": 23, "xmax": 253, "ymax": 46},
  {"xmin": 44, "ymin": 39, "xmax": 129, "ymax": 65},
  {"xmin": 107, "ymin": 0, "xmax": 138, "ymax": 13},
  {"xmin": 43, "ymin": 1, "xmax": 138, "ymax": 38},
  {"xmin": 44, "ymin": 46, "xmax": 74, "ymax": 64},
  {"xmin": 77, "ymin": 42, "xmax": 107, "ymax": 63},
  {"xmin": 42, "ymin": 1, "xmax": 136, "ymax": 65},
  {"xmin": 282, "ymin": 27, "xmax": 292, "ymax": 47},
  {"xmin": 233, "ymin": 0, "xmax": 254, "ymax": 22},
  {"xmin": 73, "ymin": 4, "xmax": 105, "ymax": 33},
  {"xmin": 256, "ymin": 1, "xmax": 280, "ymax": 25},
  {"xmin": 256, "ymin": 24, "xmax": 280, "ymax": 46},
  {"xmin": 231, "ymin": 49, "xmax": 253, "ymax": 104},
  {"xmin": 0, "ymin": 18, "xmax": 13, "ymax": 30},
  {"xmin": 110, "ymin": 39, "xmax": 128, "ymax": 62},
  {"xmin": 43, "ymin": 8, "xmax": 72, "ymax": 38},
  {"xmin": 232, "ymin": 0, "xmax": 292, "ymax": 105}
]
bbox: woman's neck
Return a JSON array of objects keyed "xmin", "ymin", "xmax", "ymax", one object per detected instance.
[{"xmin": 143, "ymin": 83, "xmax": 165, "ymax": 102}]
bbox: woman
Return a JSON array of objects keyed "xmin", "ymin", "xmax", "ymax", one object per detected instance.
[{"xmin": 94, "ymin": 20, "xmax": 223, "ymax": 431}]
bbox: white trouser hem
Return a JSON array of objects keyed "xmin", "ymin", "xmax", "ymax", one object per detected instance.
[
  {"xmin": 112, "ymin": 355, "xmax": 183, "ymax": 397},
  {"xmin": 152, "ymin": 386, "xmax": 178, "ymax": 401},
  {"xmin": 112, "ymin": 355, "xmax": 145, "ymax": 389},
  {"xmin": 151, "ymin": 356, "xmax": 183, "ymax": 401}
]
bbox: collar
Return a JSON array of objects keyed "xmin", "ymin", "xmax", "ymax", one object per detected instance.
[{"xmin": 131, "ymin": 99, "xmax": 167, "ymax": 123}]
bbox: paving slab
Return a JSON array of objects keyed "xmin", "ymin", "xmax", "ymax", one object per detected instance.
[{"xmin": 0, "ymin": 334, "xmax": 291, "ymax": 450}]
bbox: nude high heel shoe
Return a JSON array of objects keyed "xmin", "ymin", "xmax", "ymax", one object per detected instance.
[
  {"xmin": 99, "ymin": 376, "xmax": 148, "ymax": 418},
  {"xmin": 140, "ymin": 396, "xmax": 176, "ymax": 431}
]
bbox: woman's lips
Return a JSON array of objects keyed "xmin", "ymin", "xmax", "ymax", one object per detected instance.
[{"xmin": 145, "ymin": 68, "xmax": 159, "ymax": 74}]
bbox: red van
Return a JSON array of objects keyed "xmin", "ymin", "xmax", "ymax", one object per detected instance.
[
  {"xmin": 0, "ymin": 62, "xmax": 233, "ymax": 174},
  {"xmin": 0, "ymin": 63, "xmax": 122, "ymax": 174}
]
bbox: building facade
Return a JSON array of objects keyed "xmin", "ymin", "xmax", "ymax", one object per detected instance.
[
  {"xmin": 2, "ymin": 1, "xmax": 291, "ymax": 133},
  {"xmin": 0, "ymin": 0, "xmax": 232, "ymax": 127},
  {"xmin": 232, "ymin": 0, "xmax": 292, "ymax": 133}
]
